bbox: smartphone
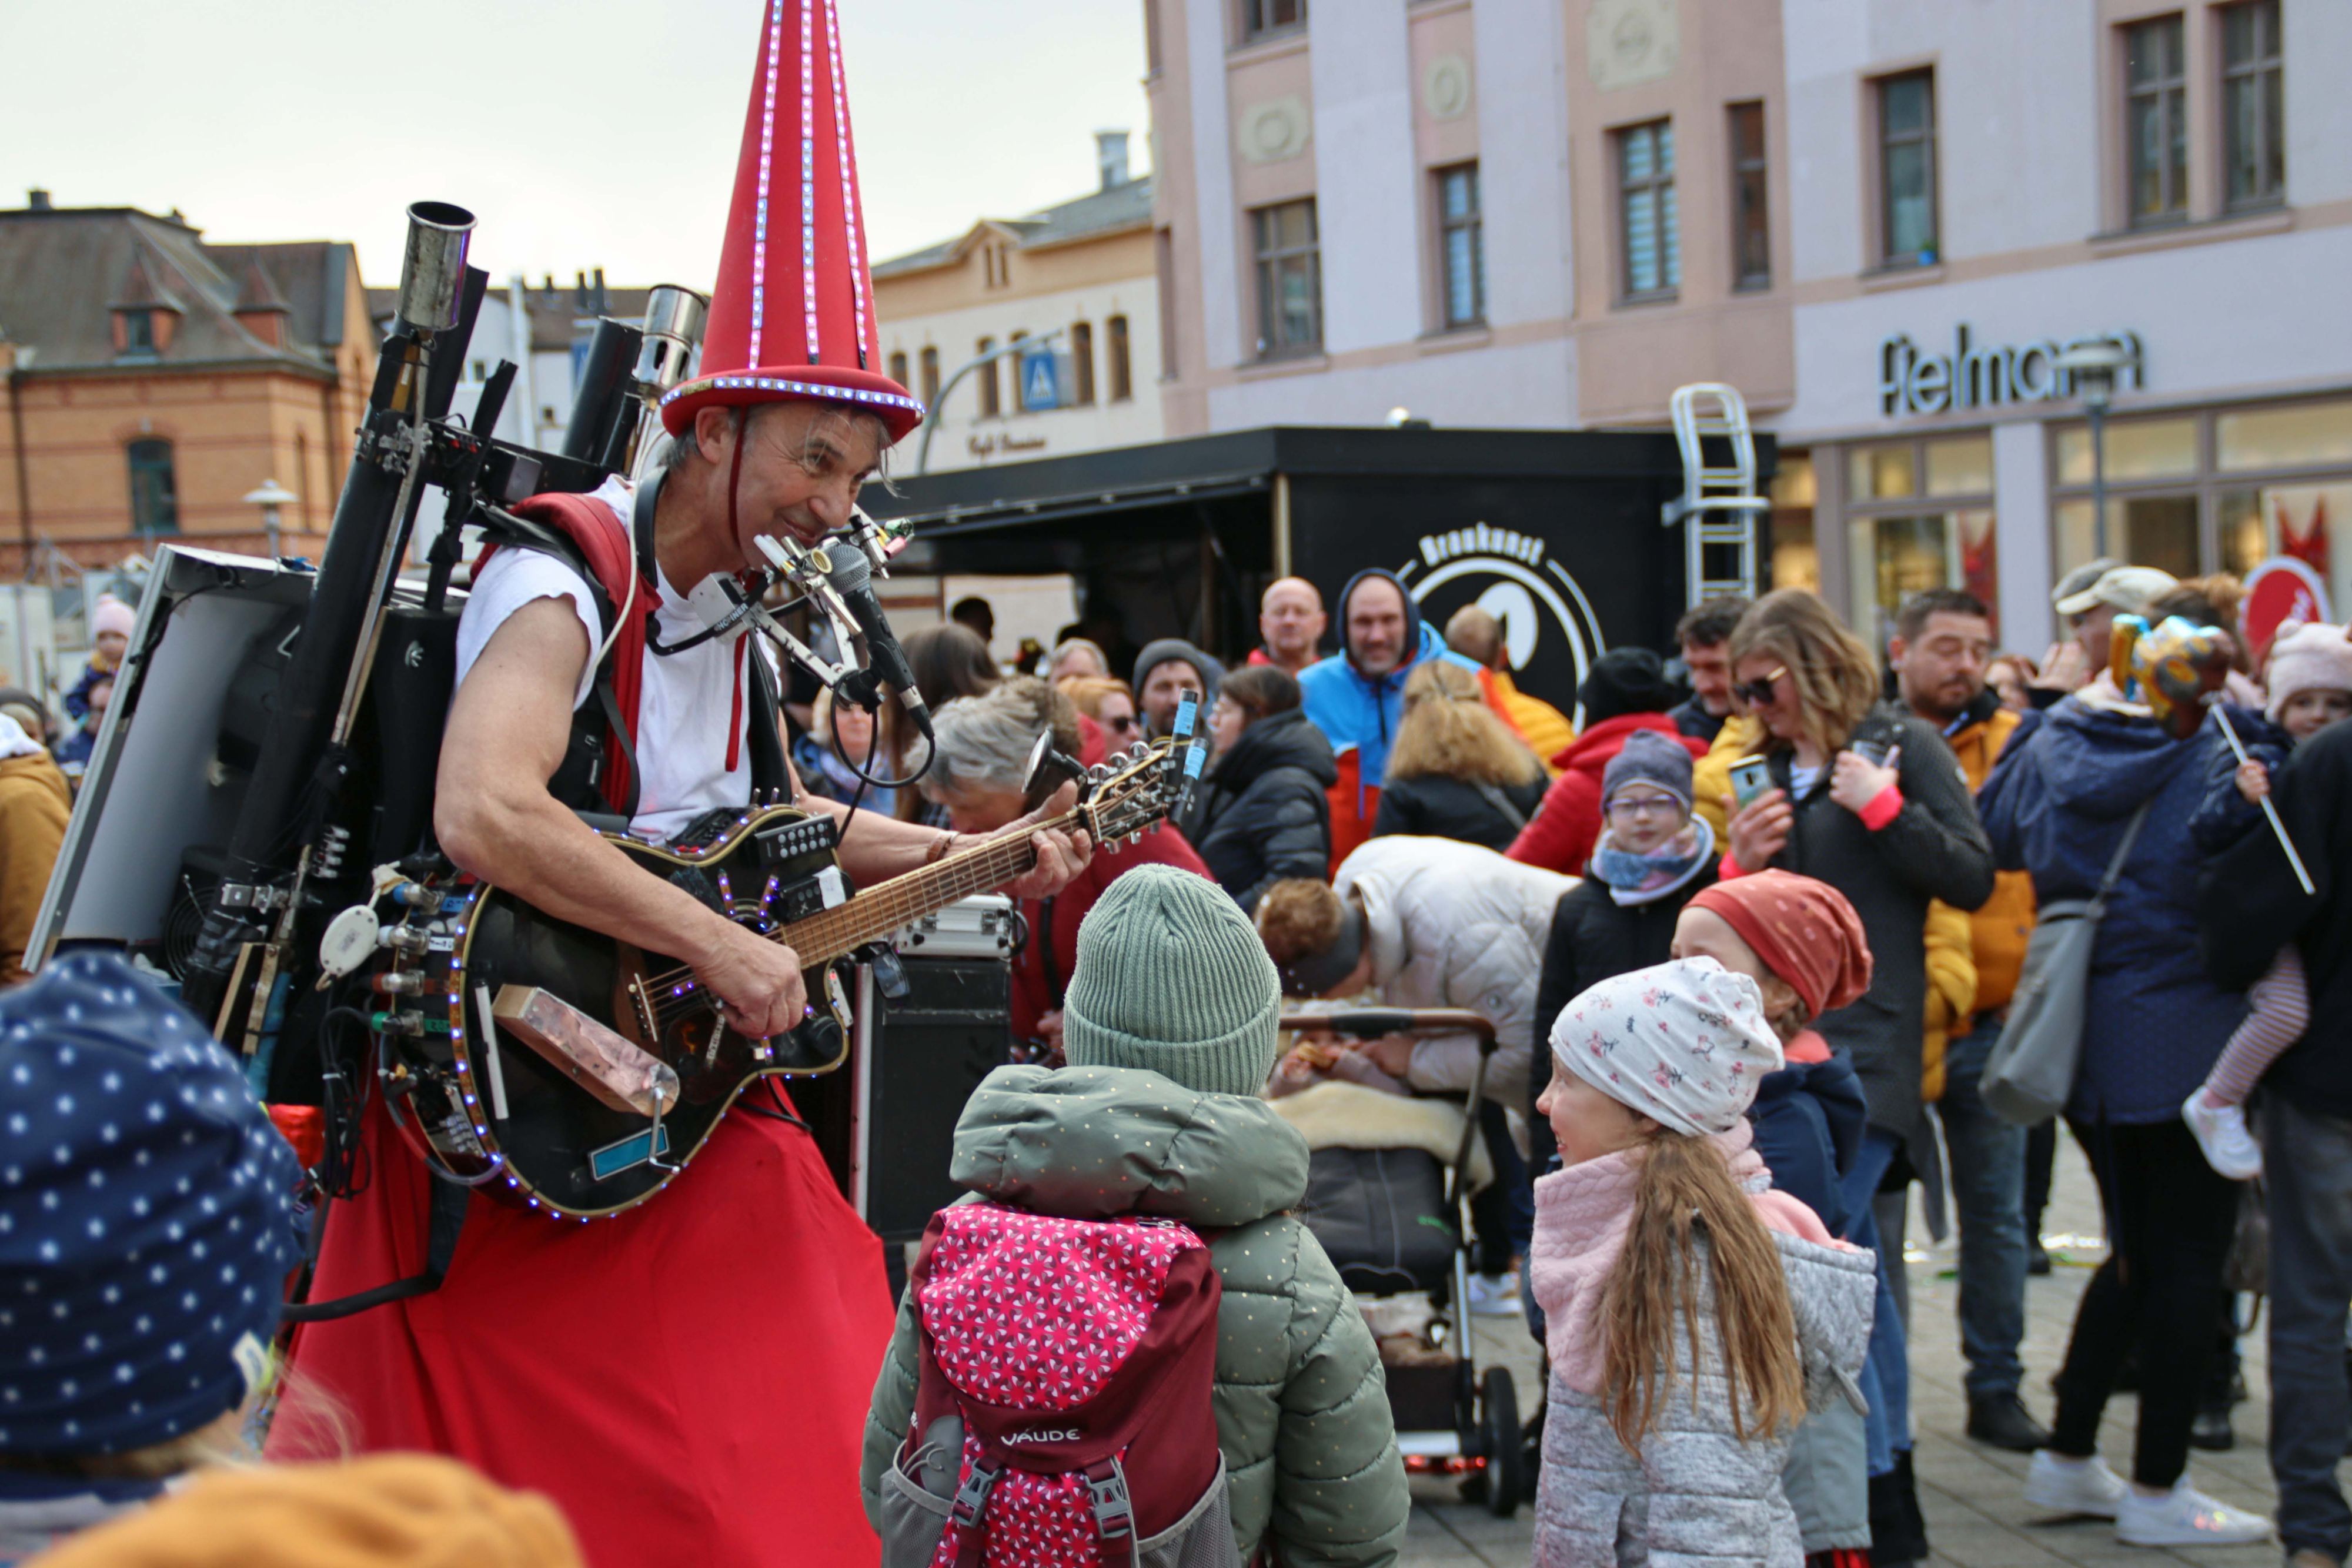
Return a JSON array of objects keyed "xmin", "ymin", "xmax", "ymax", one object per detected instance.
[{"xmin": 1729, "ymin": 755, "xmax": 1772, "ymax": 810}]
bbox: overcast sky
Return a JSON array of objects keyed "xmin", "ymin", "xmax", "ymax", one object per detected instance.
[{"xmin": 0, "ymin": 0, "xmax": 1150, "ymax": 289}]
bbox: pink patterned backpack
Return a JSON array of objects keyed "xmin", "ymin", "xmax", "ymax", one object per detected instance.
[{"xmin": 876, "ymin": 1204, "xmax": 1240, "ymax": 1568}]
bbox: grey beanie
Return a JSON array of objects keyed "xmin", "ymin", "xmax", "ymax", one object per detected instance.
[
  {"xmin": 1062, "ymin": 864, "xmax": 1282, "ymax": 1098},
  {"xmin": 1601, "ymin": 727, "xmax": 1695, "ymax": 810}
]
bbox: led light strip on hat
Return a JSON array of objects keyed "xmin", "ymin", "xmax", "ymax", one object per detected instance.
[
  {"xmin": 821, "ymin": 0, "xmax": 871, "ymax": 367},
  {"xmin": 662, "ymin": 375, "xmax": 923, "ymax": 419},
  {"xmin": 749, "ymin": 0, "xmax": 784, "ymax": 366},
  {"xmin": 799, "ymin": 0, "xmax": 820, "ymax": 362}
]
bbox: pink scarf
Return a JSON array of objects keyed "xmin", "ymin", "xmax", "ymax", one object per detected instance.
[{"xmin": 1528, "ymin": 1121, "xmax": 1832, "ymax": 1392}]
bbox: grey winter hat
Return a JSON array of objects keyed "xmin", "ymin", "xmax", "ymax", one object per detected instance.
[
  {"xmin": 1601, "ymin": 727, "xmax": 1695, "ymax": 811},
  {"xmin": 1063, "ymin": 865, "xmax": 1282, "ymax": 1099}
]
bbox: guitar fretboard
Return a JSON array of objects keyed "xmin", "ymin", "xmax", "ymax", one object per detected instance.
[{"xmin": 774, "ymin": 817, "xmax": 1064, "ymax": 966}]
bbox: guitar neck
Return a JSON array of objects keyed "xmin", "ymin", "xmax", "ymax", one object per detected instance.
[{"xmin": 776, "ymin": 817, "xmax": 1066, "ymax": 966}]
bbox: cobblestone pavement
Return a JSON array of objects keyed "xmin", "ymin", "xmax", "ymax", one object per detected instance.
[{"xmin": 1399, "ymin": 1136, "xmax": 2301, "ymax": 1567}]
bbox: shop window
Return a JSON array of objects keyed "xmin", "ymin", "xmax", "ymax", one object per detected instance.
[
  {"xmin": 2221, "ymin": 0, "xmax": 2284, "ymax": 211},
  {"xmin": 2123, "ymin": 15, "xmax": 2188, "ymax": 226},
  {"xmin": 920, "ymin": 346, "xmax": 941, "ymax": 408},
  {"xmin": 1108, "ymin": 316, "xmax": 1134, "ymax": 401},
  {"xmin": 2054, "ymin": 416, "xmax": 2199, "ymax": 485},
  {"xmin": 1847, "ymin": 443, "xmax": 1917, "ymax": 502},
  {"xmin": 126, "ymin": 439, "xmax": 178, "ymax": 534},
  {"xmin": 1615, "ymin": 121, "xmax": 1679, "ymax": 300},
  {"xmin": 1769, "ymin": 453, "xmax": 1818, "ymax": 593},
  {"xmin": 2054, "ymin": 496, "xmax": 2200, "ymax": 581},
  {"xmin": 1925, "ymin": 434, "xmax": 1993, "ymax": 497},
  {"xmin": 2216, "ymin": 399, "xmax": 2352, "ymax": 472},
  {"xmin": 1728, "ymin": 101, "xmax": 1770, "ymax": 292},
  {"xmin": 1875, "ymin": 71, "xmax": 1938, "ymax": 268},
  {"xmin": 975, "ymin": 337, "xmax": 999, "ymax": 418},
  {"xmin": 1070, "ymin": 321, "xmax": 1096, "ymax": 406},
  {"xmin": 1435, "ymin": 163, "xmax": 1485, "ymax": 329},
  {"xmin": 1251, "ymin": 200, "xmax": 1322, "ymax": 356}
]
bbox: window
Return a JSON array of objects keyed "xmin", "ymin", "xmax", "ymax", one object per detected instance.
[
  {"xmin": 1435, "ymin": 163, "xmax": 1485, "ymax": 329},
  {"xmin": 1108, "ymin": 316, "xmax": 1134, "ymax": 401},
  {"xmin": 120, "ymin": 309, "xmax": 155, "ymax": 355},
  {"xmin": 1007, "ymin": 332, "xmax": 1031, "ymax": 413},
  {"xmin": 919, "ymin": 346, "xmax": 941, "ymax": 407},
  {"xmin": 1155, "ymin": 229, "xmax": 1178, "ymax": 380},
  {"xmin": 975, "ymin": 337, "xmax": 999, "ymax": 417},
  {"xmin": 887, "ymin": 350, "xmax": 909, "ymax": 389},
  {"xmin": 1728, "ymin": 101, "xmax": 1770, "ymax": 291},
  {"xmin": 1251, "ymin": 200, "xmax": 1322, "ymax": 356},
  {"xmin": 1242, "ymin": 0, "xmax": 1304, "ymax": 41},
  {"xmin": 1070, "ymin": 322, "xmax": 1096, "ymax": 406},
  {"xmin": 2124, "ymin": 16, "xmax": 2187, "ymax": 226},
  {"xmin": 2221, "ymin": 0, "xmax": 2284, "ymax": 210},
  {"xmin": 1615, "ymin": 121, "xmax": 1679, "ymax": 300},
  {"xmin": 1876, "ymin": 71, "xmax": 1938, "ymax": 266},
  {"xmin": 126, "ymin": 440, "xmax": 178, "ymax": 535}
]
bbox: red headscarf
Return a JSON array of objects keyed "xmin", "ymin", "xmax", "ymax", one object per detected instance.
[{"xmin": 1688, "ymin": 870, "xmax": 1873, "ymax": 1022}]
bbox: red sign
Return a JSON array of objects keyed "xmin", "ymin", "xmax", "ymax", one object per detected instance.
[{"xmin": 2243, "ymin": 557, "xmax": 2333, "ymax": 663}]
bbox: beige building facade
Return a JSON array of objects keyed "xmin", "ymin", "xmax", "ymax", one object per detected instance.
[
  {"xmin": 872, "ymin": 138, "xmax": 1163, "ymax": 474},
  {"xmin": 1146, "ymin": 0, "xmax": 2352, "ymax": 654}
]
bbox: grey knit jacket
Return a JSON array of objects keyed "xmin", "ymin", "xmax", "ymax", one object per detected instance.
[
  {"xmin": 861, "ymin": 1065, "xmax": 1409, "ymax": 1567},
  {"xmin": 1533, "ymin": 1231, "xmax": 1876, "ymax": 1567}
]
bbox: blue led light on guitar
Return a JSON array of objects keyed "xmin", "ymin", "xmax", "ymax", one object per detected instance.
[
  {"xmin": 1184, "ymin": 745, "xmax": 1206, "ymax": 780},
  {"xmin": 1173, "ymin": 693, "xmax": 1198, "ymax": 737}
]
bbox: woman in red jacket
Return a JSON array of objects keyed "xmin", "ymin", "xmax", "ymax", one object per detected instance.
[
  {"xmin": 1506, "ymin": 647, "xmax": 1705, "ymax": 874},
  {"xmin": 920, "ymin": 676, "xmax": 1212, "ymax": 1047}
]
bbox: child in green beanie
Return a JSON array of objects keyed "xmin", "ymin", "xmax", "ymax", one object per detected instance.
[{"xmin": 862, "ymin": 864, "xmax": 1408, "ymax": 1566}]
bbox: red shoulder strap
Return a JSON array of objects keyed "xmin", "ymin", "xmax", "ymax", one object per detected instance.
[{"xmin": 486, "ymin": 492, "xmax": 653, "ymax": 814}]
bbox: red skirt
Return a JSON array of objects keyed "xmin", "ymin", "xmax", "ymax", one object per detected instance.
[{"xmin": 272, "ymin": 1090, "xmax": 893, "ymax": 1567}]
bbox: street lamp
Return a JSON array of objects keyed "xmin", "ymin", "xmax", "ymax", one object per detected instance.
[
  {"xmin": 2054, "ymin": 341, "xmax": 2132, "ymax": 562},
  {"xmin": 240, "ymin": 479, "xmax": 298, "ymax": 559},
  {"xmin": 914, "ymin": 330, "xmax": 1064, "ymax": 474}
]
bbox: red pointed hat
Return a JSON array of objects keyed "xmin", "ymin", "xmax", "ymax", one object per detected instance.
[{"xmin": 661, "ymin": 0, "xmax": 924, "ymax": 443}]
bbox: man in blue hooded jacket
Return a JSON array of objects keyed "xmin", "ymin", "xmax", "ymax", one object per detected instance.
[{"xmin": 1297, "ymin": 569, "xmax": 1480, "ymax": 788}]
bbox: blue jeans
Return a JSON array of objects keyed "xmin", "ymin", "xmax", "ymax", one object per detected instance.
[
  {"xmin": 1939, "ymin": 1018, "xmax": 2030, "ymax": 1399},
  {"xmin": 1840, "ymin": 1125, "xmax": 1910, "ymax": 1476},
  {"xmin": 2266, "ymin": 1096, "xmax": 2352, "ymax": 1562}
]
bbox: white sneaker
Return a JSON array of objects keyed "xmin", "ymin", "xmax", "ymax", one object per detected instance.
[
  {"xmin": 2024, "ymin": 1450, "xmax": 2129, "ymax": 1518},
  {"xmin": 2184, "ymin": 1090, "xmax": 2264, "ymax": 1181},
  {"xmin": 1464, "ymin": 1270, "xmax": 1521, "ymax": 1317},
  {"xmin": 2114, "ymin": 1482, "xmax": 2272, "ymax": 1546}
]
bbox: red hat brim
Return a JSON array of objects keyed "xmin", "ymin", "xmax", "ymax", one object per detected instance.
[{"xmin": 660, "ymin": 362, "xmax": 925, "ymax": 444}]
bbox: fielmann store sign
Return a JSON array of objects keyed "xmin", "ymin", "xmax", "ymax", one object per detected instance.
[{"xmin": 1878, "ymin": 324, "xmax": 2146, "ymax": 418}]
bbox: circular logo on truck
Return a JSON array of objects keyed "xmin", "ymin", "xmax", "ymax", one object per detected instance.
[{"xmin": 1396, "ymin": 521, "xmax": 1606, "ymax": 724}]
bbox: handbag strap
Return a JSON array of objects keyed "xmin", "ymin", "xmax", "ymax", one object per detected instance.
[
  {"xmin": 2087, "ymin": 801, "xmax": 2154, "ymax": 918},
  {"xmin": 1471, "ymin": 779, "xmax": 1529, "ymax": 832}
]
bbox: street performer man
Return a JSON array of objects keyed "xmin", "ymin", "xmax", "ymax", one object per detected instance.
[{"xmin": 269, "ymin": 7, "xmax": 1090, "ymax": 1564}]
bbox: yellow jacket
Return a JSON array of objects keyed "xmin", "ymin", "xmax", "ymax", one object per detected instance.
[
  {"xmin": 0, "ymin": 750, "xmax": 69, "ymax": 985},
  {"xmin": 1692, "ymin": 714, "xmax": 1763, "ymax": 841},
  {"xmin": 1921, "ymin": 897, "xmax": 1980, "ymax": 1101},
  {"xmin": 1486, "ymin": 668, "xmax": 1573, "ymax": 777},
  {"xmin": 1943, "ymin": 704, "xmax": 2035, "ymax": 1013}
]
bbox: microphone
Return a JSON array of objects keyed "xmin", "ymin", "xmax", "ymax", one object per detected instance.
[{"xmin": 820, "ymin": 542, "xmax": 932, "ymax": 741}]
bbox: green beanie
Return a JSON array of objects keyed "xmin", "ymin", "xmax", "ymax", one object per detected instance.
[{"xmin": 1061, "ymin": 864, "xmax": 1282, "ymax": 1099}]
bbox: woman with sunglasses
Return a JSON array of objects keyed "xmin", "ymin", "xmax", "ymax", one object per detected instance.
[
  {"xmin": 1188, "ymin": 664, "xmax": 1337, "ymax": 910},
  {"xmin": 1722, "ymin": 587, "xmax": 1996, "ymax": 1568},
  {"xmin": 1060, "ymin": 675, "xmax": 1143, "ymax": 751}
]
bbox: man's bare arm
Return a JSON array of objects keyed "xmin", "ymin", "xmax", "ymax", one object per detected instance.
[{"xmin": 434, "ymin": 598, "xmax": 808, "ymax": 1038}]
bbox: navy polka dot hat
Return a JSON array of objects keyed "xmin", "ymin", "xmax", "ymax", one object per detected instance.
[{"xmin": 0, "ymin": 952, "xmax": 302, "ymax": 1457}]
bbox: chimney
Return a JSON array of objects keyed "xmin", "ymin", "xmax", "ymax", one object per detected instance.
[
  {"xmin": 26, "ymin": 189, "xmax": 51, "ymax": 212},
  {"xmin": 1095, "ymin": 131, "xmax": 1130, "ymax": 192}
]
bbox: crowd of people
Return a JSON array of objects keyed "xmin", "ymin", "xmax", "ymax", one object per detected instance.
[{"xmin": 8, "ymin": 554, "xmax": 2352, "ymax": 1568}]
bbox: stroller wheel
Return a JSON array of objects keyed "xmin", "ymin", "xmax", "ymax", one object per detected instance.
[{"xmin": 1480, "ymin": 1366, "xmax": 1524, "ymax": 1518}]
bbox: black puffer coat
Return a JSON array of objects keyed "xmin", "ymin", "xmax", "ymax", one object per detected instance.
[
  {"xmin": 1371, "ymin": 770, "xmax": 1547, "ymax": 852},
  {"xmin": 1189, "ymin": 707, "xmax": 1338, "ymax": 910}
]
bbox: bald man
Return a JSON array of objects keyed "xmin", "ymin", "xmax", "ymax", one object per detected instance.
[
  {"xmin": 1445, "ymin": 604, "xmax": 1571, "ymax": 768},
  {"xmin": 1250, "ymin": 577, "xmax": 1327, "ymax": 676}
]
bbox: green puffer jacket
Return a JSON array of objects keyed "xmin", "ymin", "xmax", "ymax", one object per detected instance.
[{"xmin": 860, "ymin": 1064, "xmax": 1409, "ymax": 1567}]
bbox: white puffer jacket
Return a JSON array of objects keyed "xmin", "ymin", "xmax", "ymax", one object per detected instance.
[{"xmin": 1334, "ymin": 836, "xmax": 1574, "ymax": 1109}]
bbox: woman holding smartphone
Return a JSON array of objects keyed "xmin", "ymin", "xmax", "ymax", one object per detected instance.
[{"xmin": 1720, "ymin": 588, "xmax": 1997, "ymax": 1568}]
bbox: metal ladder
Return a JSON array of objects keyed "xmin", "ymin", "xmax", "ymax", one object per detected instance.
[{"xmin": 1661, "ymin": 383, "xmax": 1769, "ymax": 606}]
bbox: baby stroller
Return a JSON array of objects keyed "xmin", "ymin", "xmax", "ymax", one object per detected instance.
[{"xmin": 1276, "ymin": 1007, "xmax": 1526, "ymax": 1516}]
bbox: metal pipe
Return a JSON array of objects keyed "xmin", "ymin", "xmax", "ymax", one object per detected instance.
[
  {"xmin": 393, "ymin": 202, "xmax": 476, "ymax": 336},
  {"xmin": 632, "ymin": 285, "xmax": 709, "ymax": 397}
]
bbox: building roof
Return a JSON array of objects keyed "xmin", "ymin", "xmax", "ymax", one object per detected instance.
[
  {"xmin": 0, "ymin": 203, "xmax": 356, "ymax": 375},
  {"xmin": 873, "ymin": 175, "xmax": 1155, "ymax": 280},
  {"xmin": 366, "ymin": 277, "xmax": 657, "ymax": 356}
]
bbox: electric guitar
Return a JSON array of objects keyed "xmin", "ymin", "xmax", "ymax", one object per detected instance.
[{"xmin": 373, "ymin": 738, "xmax": 1184, "ymax": 1219}]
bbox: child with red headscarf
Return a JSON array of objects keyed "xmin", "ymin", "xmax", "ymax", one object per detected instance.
[{"xmin": 1674, "ymin": 869, "xmax": 1879, "ymax": 1567}]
